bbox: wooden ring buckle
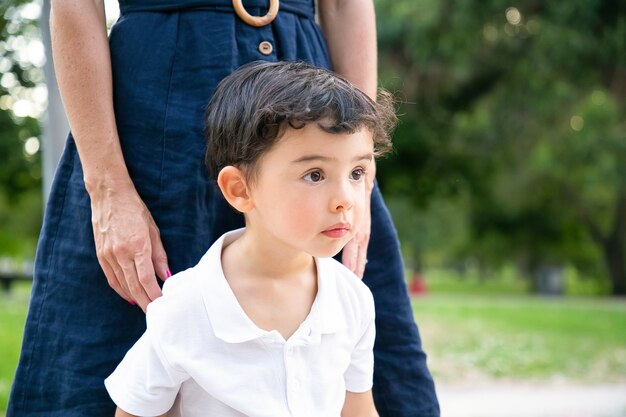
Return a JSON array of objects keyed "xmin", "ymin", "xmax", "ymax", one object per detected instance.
[{"xmin": 233, "ymin": 0, "xmax": 279, "ymax": 27}]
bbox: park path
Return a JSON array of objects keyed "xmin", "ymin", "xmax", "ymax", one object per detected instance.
[{"xmin": 437, "ymin": 381, "xmax": 626, "ymax": 417}]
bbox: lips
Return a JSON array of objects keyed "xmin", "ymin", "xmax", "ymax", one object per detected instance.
[{"xmin": 322, "ymin": 222, "xmax": 351, "ymax": 238}]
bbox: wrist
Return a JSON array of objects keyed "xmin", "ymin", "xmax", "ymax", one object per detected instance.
[{"xmin": 84, "ymin": 166, "xmax": 135, "ymax": 200}]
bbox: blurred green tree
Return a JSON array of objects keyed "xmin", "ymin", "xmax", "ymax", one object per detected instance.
[
  {"xmin": 1, "ymin": 0, "xmax": 625, "ymax": 294},
  {"xmin": 0, "ymin": 1, "xmax": 44, "ymax": 259},
  {"xmin": 375, "ymin": 0, "xmax": 626, "ymax": 294}
]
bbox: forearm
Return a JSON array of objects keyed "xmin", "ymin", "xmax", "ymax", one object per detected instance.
[
  {"xmin": 318, "ymin": 0, "xmax": 377, "ymax": 99},
  {"xmin": 341, "ymin": 390, "xmax": 379, "ymax": 417},
  {"xmin": 50, "ymin": 0, "xmax": 134, "ymax": 197},
  {"xmin": 115, "ymin": 407, "xmax": 167, "ymax": 417}
]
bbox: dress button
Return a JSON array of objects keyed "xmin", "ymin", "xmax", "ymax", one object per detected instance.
[{"xmin": 259, "ymin": 41, "xmax": 273, "ymax": 56}]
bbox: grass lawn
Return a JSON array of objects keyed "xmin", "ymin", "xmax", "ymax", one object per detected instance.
[
  {"xmin": 1, "ymin": 282, "xmax": 625, "ymax": 415},
  {"xmin": 0, "ymin": 282, "xmax": 30, "ymax": 416},
  {"xmin": 413, "ymin": 294, "xmax": 626, "ymax": 383}
]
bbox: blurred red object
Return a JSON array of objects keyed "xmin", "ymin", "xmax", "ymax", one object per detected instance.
[{"xmin": 409, "ymin": 273, "xmax": 427, "ymax": 296}]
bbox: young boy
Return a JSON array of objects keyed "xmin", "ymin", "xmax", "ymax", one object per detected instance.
[{"xmin": 105, "ymin": 60, "xmax": 396, "ymax": 417}]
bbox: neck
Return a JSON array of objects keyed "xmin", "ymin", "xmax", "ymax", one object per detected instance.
[{"xmin": 224, "ymin": 227, "xmax": 314, "ymax": 280}]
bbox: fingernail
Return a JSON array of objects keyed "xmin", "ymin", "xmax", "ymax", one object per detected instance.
[
  {"xmin": 129, "ymin": 300, "xmax": 136, "ymax": 306},
  {"xmin": 166, "ymin": 268, "xmax": 172, "ymax": 278}
]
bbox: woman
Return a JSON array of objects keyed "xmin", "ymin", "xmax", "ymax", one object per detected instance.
[{"xmin": 8, "ymin": 0, "xmax": 439, "ymax": 416}]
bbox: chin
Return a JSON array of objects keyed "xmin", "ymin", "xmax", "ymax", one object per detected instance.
[{"xmin": 315, "ymin": 242, "xmax": 349, "ymax": 259}]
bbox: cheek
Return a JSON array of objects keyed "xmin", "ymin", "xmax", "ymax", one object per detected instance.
[{"xmin": 281, "ymin": 193, "xmax": 320, "ymax": 227}]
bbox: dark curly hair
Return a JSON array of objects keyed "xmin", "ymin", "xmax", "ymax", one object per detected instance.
[{"xmin": 204, "ymin": 60, "xmax": 396, "ymax": 181}]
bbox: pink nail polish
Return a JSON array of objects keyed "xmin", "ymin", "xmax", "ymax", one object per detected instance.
[
  {"xmin": 129, "ymin": 300, "xmax": 136, "ymax": 306},
  {"xmin": 166, "ymin": 268, "xmax": 172, "ymax": 278}
]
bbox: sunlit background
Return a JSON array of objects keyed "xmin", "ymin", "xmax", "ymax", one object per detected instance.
[{"xmin": 1, "ymin": 1, "xmax": 625, "ymax": 416}]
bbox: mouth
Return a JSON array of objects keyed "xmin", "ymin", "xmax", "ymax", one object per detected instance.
[{"xmin": 322, "ymin": 222, "xmax": 351, "ymax": 238}]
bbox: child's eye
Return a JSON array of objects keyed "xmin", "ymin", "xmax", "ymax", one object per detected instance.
[
  {"xmin": 351, "ymin": 168, "xmax": 365, "ymax": 181},
  {"xmin": 303, "ymin": 170, "xmax": 324, "ymax": 183}
]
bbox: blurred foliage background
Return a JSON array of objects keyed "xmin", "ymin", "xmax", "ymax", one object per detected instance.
[
  {"xmin": 1, "ymin": 0, "xmax": 626, "ymax": 415},
  {"xmin": 0, "ymin": 1, "xmax": 625, "ymax": 291},
  {"xmin": 375, "ymin": 0, "xmax": 626, "ymax": 295},
  {"xmin": 0, "ymin": 0, "xmax": 42, "ymax": 262}
]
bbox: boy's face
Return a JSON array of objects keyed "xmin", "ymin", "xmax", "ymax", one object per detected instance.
[{"xmin": 245, "ymin": 123, "xmax": 374, "ymax": 259}]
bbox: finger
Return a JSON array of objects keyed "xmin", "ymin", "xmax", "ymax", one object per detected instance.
[
  {"xmin": 356, "ymin": 190, "xmax": 373, "ymax": 279},
  {"xmin": 355, "ymin": 235, "xmax": 370, "ymax": 279},
  {"xmin": 111, "ymin": 262, "xmax": 135, "ymax": 303},
  {"xmin": 135, "ymin": 251, "xmax": 163, "ymax": 302},
  {"xmin": 120, "ymin": 258, "xmax": 151, "ymax": 311},
  {"xmin": 99, "ymin": 256, "xmax": 133, "ymax": 303},
  {"xmin": 341, "ymin": 238, "xmax": 358, "ymax": 274},
  {"xmin": 106, "ymin": 255, "xmax": 133, "ymax": 297},
  {"xmin": 149, "ymin": 224, "xmax": 170, "ymax": 282}
]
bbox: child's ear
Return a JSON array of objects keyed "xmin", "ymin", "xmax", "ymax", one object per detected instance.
[{"xmin": 217, "ymin": 166, "xmax": 254, "ymax": 213}]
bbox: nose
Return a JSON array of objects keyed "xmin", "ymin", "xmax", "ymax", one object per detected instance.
[{"xmin": 330, "ymin": 179, "xmax": 354, "ymax": 213}]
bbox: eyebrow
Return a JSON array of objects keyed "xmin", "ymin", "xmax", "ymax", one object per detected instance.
[{"xmin": 291, "ymin": 153, "xmax": 373, "ymax": 164}]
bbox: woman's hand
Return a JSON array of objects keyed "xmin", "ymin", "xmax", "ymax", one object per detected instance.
[
  {"xmin": 91, "ymin": 183, "xmax": 170, "ymax": 312},
  {"xmin": 342, "ymin": 209, "xmax": 371, "ymax": 279},
  {"xmin": 342, "ymin": 165, "xmax": 375, "ymax": 278}
]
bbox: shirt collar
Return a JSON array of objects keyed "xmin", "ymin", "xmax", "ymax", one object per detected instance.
[
  {"xmin": 314, "ymin": 257, "xmax": 348, "ymax": 336},
  {"xmin": 199, "ymin": 229, "xmax": 347, "ymax": 344}
]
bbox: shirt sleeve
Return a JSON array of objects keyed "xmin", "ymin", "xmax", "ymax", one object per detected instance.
[
  {"xmin": 104, "ymin": 328, "xmax": 188, "ymax": 416},
  {"xmin": 343, "ymin": 294, "xmax": 376, "ymax": 393}
]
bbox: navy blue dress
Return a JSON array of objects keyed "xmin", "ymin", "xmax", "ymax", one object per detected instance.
[{"xmin": 8, "ymin": 1, "xmax": 439, "ymax": 416}]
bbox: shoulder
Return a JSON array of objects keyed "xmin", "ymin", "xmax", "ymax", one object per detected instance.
[
  {"xmin": 318, "ymin": 257, "xmax": 375, "ymax": 321},
  {"xmin": 322, "ymin": 258, "xmax": 374, "ymax": 300},
  {"xmin": 145, "ymin": 262, "xmax": 230, "ymax": 370},
  {"xmin": 147, "ymin": 233, "xmax": 228, "ymax": 328},
  {"xmin": 146, "ymin": 266, "xmax": 208, "ymax": 341}
]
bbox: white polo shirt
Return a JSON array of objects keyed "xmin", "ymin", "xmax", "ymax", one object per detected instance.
[{"xmin": 105, "ymin": 229, "xmax": 375, "ymax": 417}]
